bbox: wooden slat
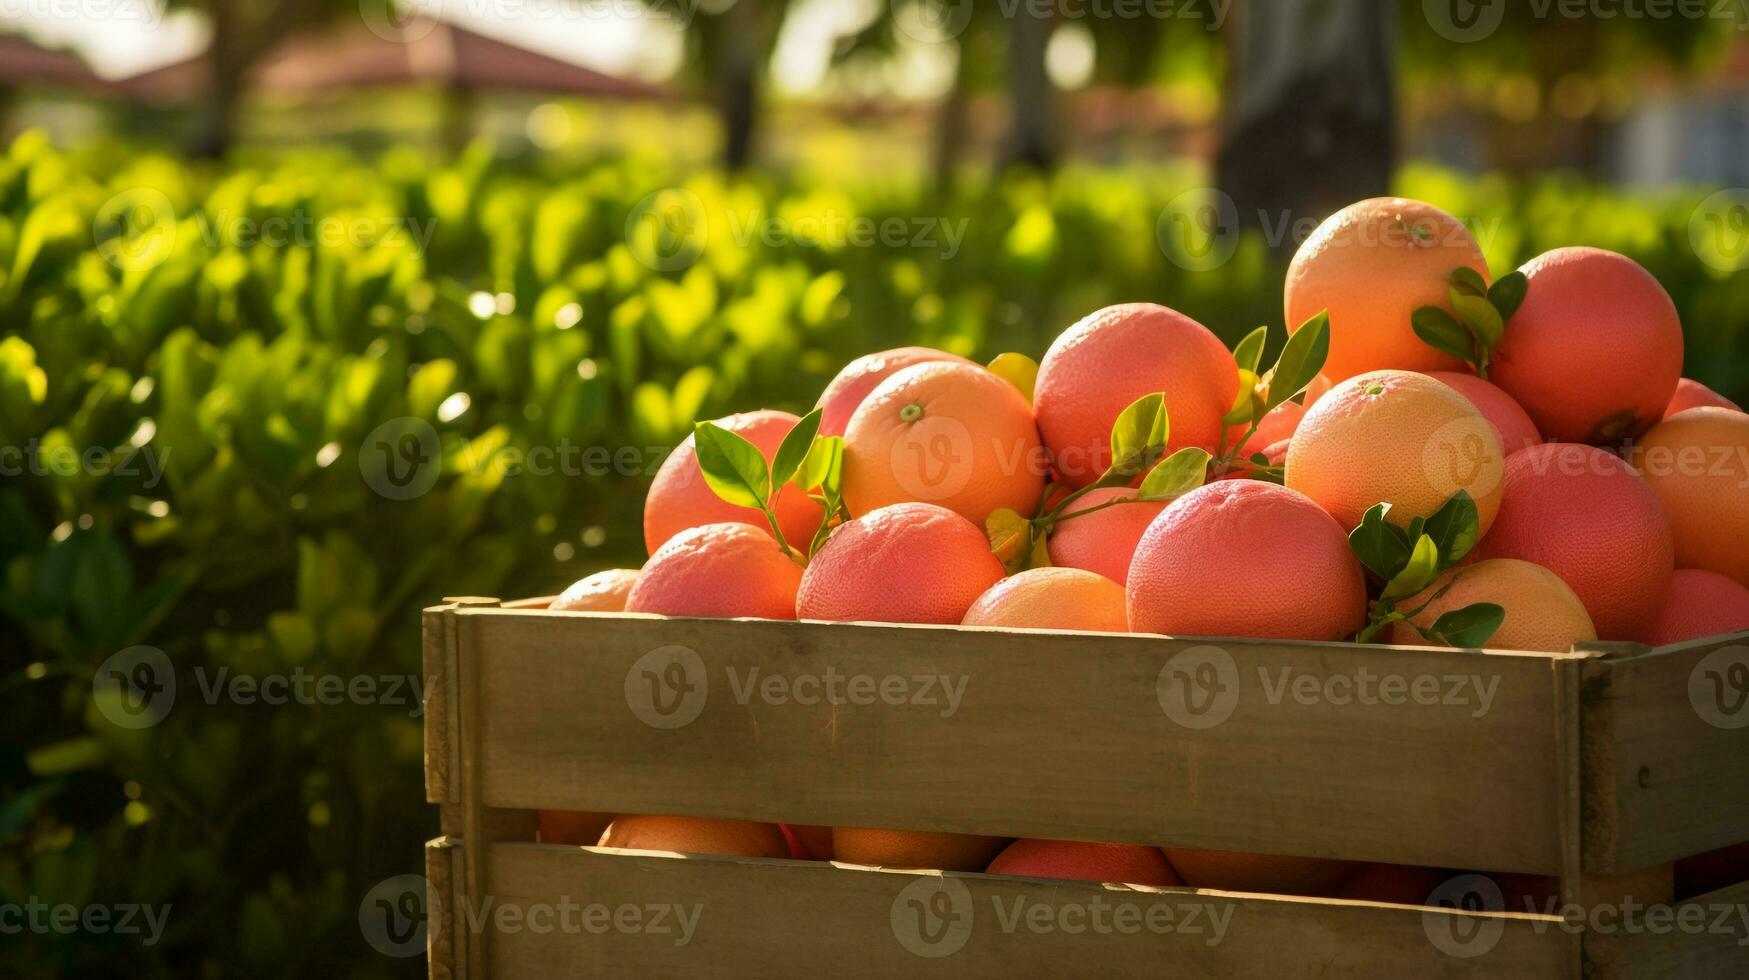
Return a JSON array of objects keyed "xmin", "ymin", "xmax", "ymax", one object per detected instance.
[
  {"xmin": 1584, "ymin": 879, "xmax": 1749, "ymax": 978},
  {"xmin": 458, "ymin": 610, "xmax": 1576, "ymax": 873},
  {"xmin": 477, "ymin": 844, "xmax": 1571, "ymax": 978},
  {"xmin": 1582, "ymin": 633, "xmax": 1749, "ymax": 874},
  {"xmin": 422, "ymin": 607, "xmax": 455, "ymax": 805},
  {"xmin": 426, "ymin": 837, "xmax": 464, "ymax": 980}
]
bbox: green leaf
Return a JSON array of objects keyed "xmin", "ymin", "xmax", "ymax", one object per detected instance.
[
  {"xmin": 1267, "ymin": 311, "xmax": 1329, "ymax": 410},
  {"xmin": 771, "ymin": 408, "xmax": 822, "ymax": 488},
  {"xmin": 1449, "ymin": 266, "xmax": 1488, "ymax": 296},
  {"xmin": 1348, "ymin": 504, "xmax": 1411, "ymax": 580},
  {"xmin": 1138, "ymin": 448, "xmax": 1211, "ymax": 501},
  {"xmin": 1106, "ymin": 392, "xmax": 1168, "ymax": 478},
  {"xmin": 1411, "ymin": 306, "xmax": 1475, "ymax": 362},
  {"xmin": 1231, "ymin": 325, "xmax": 1268, "ymax": 374},
  {"xmin": 793, "ymin": 433, "xmax": 841, "ymax": 493},
  {"xmin": 1488, "ymin": 271, "xmax": 1529, "ymax": 322},
  {"xmin": 1382, "ymin": 534, "xmax": 1441, "ymax": 601},
  {"xmin": 1450, "ymin": 289, "xmax": 1505, "ymax": 347},
  {"xmin": 1422, "ymin": 490, "xmax": 1481, "ymax": 569},
  {"xmin": 1429, "ymin": 602, "xmax": 1506, "ymax": 649},
  {"xmin": 693, "ymin": 421, "xmax": 770, "ymax": 510}
]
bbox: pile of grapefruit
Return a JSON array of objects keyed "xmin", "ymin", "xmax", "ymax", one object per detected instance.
[{"xmin": 543, "ymin": 198, "xmax": 1749, "ymax": 903}]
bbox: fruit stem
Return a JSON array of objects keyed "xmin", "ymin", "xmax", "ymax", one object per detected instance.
[{"xmin": 759, "ymin": 504, "xmax": 806, "ymax": 567}]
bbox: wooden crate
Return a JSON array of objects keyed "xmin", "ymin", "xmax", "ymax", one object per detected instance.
[{"xmin": 421, "ymin": 597, "xmax": 1749, "ymax": 978}]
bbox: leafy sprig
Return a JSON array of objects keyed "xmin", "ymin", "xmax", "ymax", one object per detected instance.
[
  {"xmin": 1213, "ymin": 309, "xmax": 1331, "ymax": 480},
  {"xmin": 1348, "ymin": 490, "xmax": 1504, "ymax": 648},
  {"xmin": 990, "ymin": 392, "xmax": 1211, "ymax": 574},
  {"xmin": 692, "ymin": 407, "xmax": 829, "ymax": 564},
  {"xmin": 1411, "ymin": 267, "xmax": 1527, "ymax": 379}
]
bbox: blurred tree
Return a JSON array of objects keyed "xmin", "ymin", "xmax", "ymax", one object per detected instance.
[
  {"xmin": 1216, "ymin": 0, "xmax": 1397, "ymax": 248},
  {"xmin": 680, "ymin": 0, "xmax": 790, "ymax": 170},
  {"xmin": 165, "ymin": 0, "xmax": 349, "ymax": 157},
  {"xmin": 1399, "ymin": 0, "xmax": 1738, "ymax": 175},
  {"xmin": 1003, "ymin": 3, "xmax": 1058, "ymax": 169}
]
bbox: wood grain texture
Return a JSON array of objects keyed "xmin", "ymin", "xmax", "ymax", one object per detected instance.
[
  {"xmin": 473, "ymin": 843, "xmax": 1572, "ymax": 978},
  {"xmin": 1583, "ymin": 879, "xmax": 1749, "ymax": 978},
  {"xmin": 422, "ymin": 606, "xmax": 457, "ymax": 806},
  {"xmin": 1582, "ymin": 633, "xmax": 1749, "ymax": 874},
  {"xmin": 456, "ymin": 610, "xmax": 1577, "ymax": 873},
  {"xmin": 425, "ymin": 837, "xmax": 464, "ymax": 980}
]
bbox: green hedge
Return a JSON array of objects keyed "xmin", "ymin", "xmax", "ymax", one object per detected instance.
[{"xmin": 1, "ymin": 130, "xmax": 1744, "ymax": 974}]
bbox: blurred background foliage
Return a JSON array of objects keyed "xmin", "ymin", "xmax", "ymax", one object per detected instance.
[{"xmin": 2, "ymin": 127, "xmax": 1747, "ymax": 972}]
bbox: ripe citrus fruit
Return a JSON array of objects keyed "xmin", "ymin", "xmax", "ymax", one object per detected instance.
[
  {"xmin": 1665, "ymin": 378, "xmax": 1741, "ymax": 419},
  {"xmin": 1127, "ymin": 481, "xmax": 1366, "ymax": 641},
  {"xmin": 1646, "ymin": 569, "xmax": 1749, "ymax": 646},
  {"xmin": 549, "ymin": 568, "xmax": 640, "ymax": 612},
  {"xmin": 644, "ymin": 409, "xmax": 825, "ymax": 554},
  {"xmin": 1045, "ymin": 487, "xmax": 1165, "ymax": 587},
  {"xmin": 986, "ymin": 840, "xmax": 1182, "ymax": 887},
  {"xmin": 1468, "ymin": 444, "xmax": 1674, "ymax": 642},
  {"xmin": 832, "ymin": 827, "xmax": 1007, "ymax": 871},
  {"xmin": 1228, "ymin": 400, "xmax": 1305, "ymax": 464},
  {"xmin": 1389, "ymin": 558, "xmax": 1596, "ymax": 653},
  {"xmin": 797, "ymin": 502, "xmax": 1004, "ymax": 624},
  {"xmin": 841, "ymin": 361, "xmax": 1046, "ymax": 528},
  {"xmin": 1427, "ymin": 371, "xmax": 1542, "ymax": 455},
  {"xmin": 1286, "ymin": 369, "xmax": 1504, "ymax": 536},
  {"xmin": 1629, "ymin": 407, "xmax": 1749, "ymax": 587},
  {"xmin": 537, "ymin": 810, "xmax": 614, "ymax": 845},
  {"xmin": 598, "ymin": 814, "xmax": 789, "ymax": 858},
  {"xmin": 1284, "ymin": 198, "xmax": 1487, "ymax": 381},
  {"xmin": 961, "ymin": 567, "xmax": 1128, "ymax": 633},
  {"xmin": 1334, "ymin": 863, "xmax": 1444, "ymax": 905},
  {"xmin": 1161, "ymin": 847, "xmax": 1357, "ymax": 896},
  {"xmin": 816, "ymin": 346, "xmax": 976, "ymax": 437},
  {"xmin": 1034, "ymin": 303, "xmax": 1239, "ymax": 487},
  {"xmin": 1490, "ymin": 247, "xmax": 1683, "ymax": 445},
  {"xmin": 624, "ymin": 523, "xmax": 802, "ymax": 620}
]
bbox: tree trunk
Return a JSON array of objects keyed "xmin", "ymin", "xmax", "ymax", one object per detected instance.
[
  {"xmin": 188, "ymin": 0, "xmax": 301, "ymax": 159},
  {"xmin": 1001, "ymin": 6, "xmax": 1056, "ymax": 171},
  {"xmin": 190, "ymin": 2, "xmax": 243, "ymax": 159},
  {"xmin": 931, "ymin": 40, "xmax": 973, "ymax": 200},
  {"xmin": 1215, "ymin": 0, "xmax": 1396, "ymax": 252},
  {"xmin": 714, "ymin": 1, "xmax": 765, "ymax": 172}
]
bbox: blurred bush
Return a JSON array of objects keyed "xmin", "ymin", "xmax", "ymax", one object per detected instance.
[{"xmin": 0, "ymin": 130, "xmax": 1743, "ymax": 975}]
